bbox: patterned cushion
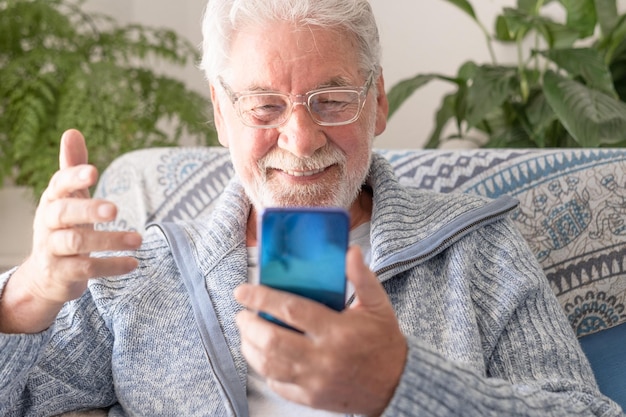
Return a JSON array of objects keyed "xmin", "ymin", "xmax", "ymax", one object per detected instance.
[{"xmin": 95, "ymin": 146, "xmax": 626, "ymax": 338}]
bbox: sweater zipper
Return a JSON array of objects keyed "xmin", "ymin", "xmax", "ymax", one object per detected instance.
[{"xmin": 375, "ymin": 196, "xmax": 518, "ymax": 282}]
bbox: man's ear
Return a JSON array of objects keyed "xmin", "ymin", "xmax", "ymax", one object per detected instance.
[
  {"xmin": 373, "ymin": 70, "xmax": 389, "ymax": 136},
  {"xmin": 210, "ymin": 83, "xmax": 229, "ymax": 147}
]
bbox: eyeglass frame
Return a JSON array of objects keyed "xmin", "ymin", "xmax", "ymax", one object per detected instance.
[{"xmin": 217, "ymin": 71, "xmax": 375, "ymax": 129}]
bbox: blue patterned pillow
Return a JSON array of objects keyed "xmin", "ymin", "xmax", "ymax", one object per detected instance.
[{"xmin": 381, "ymin": 148, "xmax": 626, "ymax": 339}]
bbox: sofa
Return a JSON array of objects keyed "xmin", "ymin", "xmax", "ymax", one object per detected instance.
[{"xmin": 95, "ymin": 146, "xmax": 626, "ymax": 409}]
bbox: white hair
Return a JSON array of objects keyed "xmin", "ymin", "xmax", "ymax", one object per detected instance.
[{"xmin": 199, "ymin": 0, "xmax": 381, "ymax": 84}]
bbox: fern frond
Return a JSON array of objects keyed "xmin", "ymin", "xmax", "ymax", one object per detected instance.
[{"xmin": 0, "ymin": 0, "xmax": 217, "ymax": 199}]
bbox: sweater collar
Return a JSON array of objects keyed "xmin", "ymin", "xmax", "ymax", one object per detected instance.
[{"xmin": 185, "ymin": 151, "xmax": 507, "ymax": 279}]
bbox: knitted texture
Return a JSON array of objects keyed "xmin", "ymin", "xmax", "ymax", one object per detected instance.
[{"xmin": 0, "ymin": 155, "xmax": 622, "ymax": 416}]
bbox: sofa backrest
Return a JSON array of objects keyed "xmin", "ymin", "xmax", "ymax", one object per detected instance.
[
  {"xmin": 96, "ymin": 146, "xmax": 626, "ymax": 337},
  {"xmin": 95, "ymin": 146, "xmax": 626, "ymax": 406}
]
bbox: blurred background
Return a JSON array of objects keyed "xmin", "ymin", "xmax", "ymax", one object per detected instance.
[{"xmin": 80, "ymin": 0, "xmax": 517, "ymax": 150}]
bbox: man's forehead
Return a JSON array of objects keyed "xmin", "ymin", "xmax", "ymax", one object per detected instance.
[
  {"xmin": 222, "ymin": 21, "xmax": 363, "ymax": 92},
  {"xmin": 228, "ymin": 24, "xmax": 359, "ymax": 66}
]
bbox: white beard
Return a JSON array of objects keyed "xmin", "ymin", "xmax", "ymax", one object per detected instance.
[{"xmin": 244, "ymin": 144, "xmax": 371, "ymax": 211}]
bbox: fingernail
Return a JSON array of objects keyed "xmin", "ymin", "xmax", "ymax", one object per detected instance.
[{"xmin": 97, "ymin": 203, "xmax": 115, "ymax": 219}]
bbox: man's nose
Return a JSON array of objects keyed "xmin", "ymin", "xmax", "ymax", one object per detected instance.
[{"xmin": 277, "ymin": 103, "xmax": 327, "ymax": 158}]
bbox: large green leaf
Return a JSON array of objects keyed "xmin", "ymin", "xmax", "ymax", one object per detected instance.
[
  {"xmin": 594, "ymin": 0, "xmax": 619, "ymax": 36},
  {"xmin": 559, "ymin": 0, "xmax": 597, "ymax": 38},
  {"xmin": 543, "ymin": 70, "xmax": 626, "ymax": 146},
  {"xmin": 518, "ymin": 91, "xmax": 558, "ymax": 147},
  {"xmin": 386, "ymin": 74, "xmax": 451, "ymax": 119},
  {"xmin": 537, "ymin": 19, "xmax": 586, "ymax": 48},
  {"xmin": 465, "ymin": 66, "xmax": 518, "ymax": 127},
  {"xmin": 540, "ymin": 48, "xmax": 617, "ymax": 95}
]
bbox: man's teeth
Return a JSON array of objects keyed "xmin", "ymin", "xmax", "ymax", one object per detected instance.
[{"xmin": 284, "ymin": 167, "xmax": 325, "ymax": 177}]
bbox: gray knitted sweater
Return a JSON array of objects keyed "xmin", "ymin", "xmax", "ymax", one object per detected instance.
[{"xmin": 0, "ymin": 154, "xmax": 622, "ymax": 416}]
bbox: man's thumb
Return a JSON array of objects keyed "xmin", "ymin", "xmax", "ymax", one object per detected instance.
[
  {"xmin": 59, "ymin": 129, "xmax": 88, "ymax": 169},
  {"xmin": 346, "ymin": 245, "xmax": 386, "ymax": 309}
]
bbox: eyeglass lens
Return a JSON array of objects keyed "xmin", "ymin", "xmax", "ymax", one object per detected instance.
[{"xmin": 237, "ymin": 90, "xmax": 362, "ymax": 127}]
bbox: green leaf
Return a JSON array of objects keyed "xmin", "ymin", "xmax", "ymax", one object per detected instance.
[
  {"xmin": 543, "ymin": 70, "xmax": 626, "ymax": 146},
  {"xmin": 386, "ymin": 74, "xmax": 448, "ymax": 119},
  {"xmin": 525, "ymin": 92, "xmax": 557, "ymax": 136},
  {"xmin": 559, "ymin": 0, "xmax": 597, "ymax": 38},
  {"xmin": 465, "ymin": 66, "xmax": 518, "ymax": 127},
  {"xmin": 424, "ymin": 93, "xmax": 458, "ymax": 149},
  {"xmin": 594, "ymin": 0, "xmax": 619, "ymax": 36},
  {"xmin": 538, "ymin": 19, "xmax": 585, "ymax": 48},
  {"xmin": 495, "ymin": 16, "xmax": 516, "ymax": 42},
  {"xmin": 517, "ymin": 0, "xmax": 541, "ymax": 14},
  {"xmin": 495, "ymin": 8, "xmax": 532, "ymax": 41},
  {"xmin": 540, "ymin": 48, "xmax": 617, "ymax": 95}
]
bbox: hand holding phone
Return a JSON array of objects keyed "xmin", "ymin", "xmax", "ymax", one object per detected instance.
[{"xmin": 258, "ymin": 207, "xmax": 349, "ymax": 330}]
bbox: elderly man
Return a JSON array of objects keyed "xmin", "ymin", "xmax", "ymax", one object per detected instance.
[{"xmin": 0, "ymin": 0, "xmax": 622, "ymax": 416}]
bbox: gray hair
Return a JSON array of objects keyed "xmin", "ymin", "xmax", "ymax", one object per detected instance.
[{"xmin": 199, "ymin": 0, "xmax": 381, "ymax": 84}]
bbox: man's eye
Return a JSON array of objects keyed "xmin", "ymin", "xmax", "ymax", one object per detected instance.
[
  {"xmin": 245, "ymin": 104, "xmax": 284, "ymax": 121},
  {"xmin": 312, "ymin": 92, "xmax": 358, "ymax": 111},
  {"xmin": 252, "ymin": 104, "xmax": 283, "ymax": 113},
  {"xmin": 241, "ymin": 102, "xmax": 286, "ymax": 123},
  {"xmin": 313, "ymin": 99, "xmax": 357, "ymax": 113}
]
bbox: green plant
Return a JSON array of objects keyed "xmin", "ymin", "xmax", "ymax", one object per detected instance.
[
  {"xmin": 0, "ymin": 0, "xmax": 217, "ymax": 199},
  {"xmin": 387, "ymin": 0, "xmax": 626, "ymax": 149}
]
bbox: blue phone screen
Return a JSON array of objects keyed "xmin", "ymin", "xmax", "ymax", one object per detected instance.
[{"xmin": 259, "ymin": 208, "xmax": 349, "ymax": 313}]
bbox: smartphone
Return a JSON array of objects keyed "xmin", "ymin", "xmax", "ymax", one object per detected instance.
[{"xmin": 258, "ymin": 207, "xmax": 350, "ymax": 330}]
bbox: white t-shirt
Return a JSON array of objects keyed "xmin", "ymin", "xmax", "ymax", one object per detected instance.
[{"xmin": 246, "ymin": 222, "xmax": 372, "ymax": 416}]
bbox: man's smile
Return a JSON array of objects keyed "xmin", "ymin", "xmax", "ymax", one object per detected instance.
[{"xmin": 282, "ymin": 167, "xmax": 327, "ymax": 177}]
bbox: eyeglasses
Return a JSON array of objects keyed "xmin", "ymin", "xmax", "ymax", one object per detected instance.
[{"xmin": 218, "ymin": 72, "xmax": 374, "ymax": 129}]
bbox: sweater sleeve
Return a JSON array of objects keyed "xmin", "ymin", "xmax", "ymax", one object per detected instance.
[
  {"xmin": 381, "ymin": 218, "xmax": 624, "ymax": 417},
  {"xmin": 0, "ymin": 269, "xmax": 117, "ymax": 416}
]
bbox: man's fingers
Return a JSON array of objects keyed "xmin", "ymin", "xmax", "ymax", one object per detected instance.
[
  {"xmin": 59, "ymin": 129, "xmax": 88, "ymax": 169},
  {"xmin": 236, "ymin": 309, "xmax": 309, "ymax": 382},
  {"xmin": 235, "ymin": 284, "xmax": 335, "ymax": 334},
  {"xmin": 44, "ymin": 198, "xmax": 116, "ymax": 229},
  {"xmin": 48, "ymin": 229, "xmax": 142, "ymax": 256},
  {"xmin": 42, "ymin": 165, "xmax": 98, "ymax": 202}
]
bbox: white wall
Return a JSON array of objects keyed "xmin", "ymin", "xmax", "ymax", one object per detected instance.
[{"xmin": 84, "ymin": 0, "xmax": 520, "ymax": 149}]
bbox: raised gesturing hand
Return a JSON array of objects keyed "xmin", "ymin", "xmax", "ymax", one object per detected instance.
[{"xmin": 0, "ymin": 129, "xmax": 142, "ymax": 334}]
